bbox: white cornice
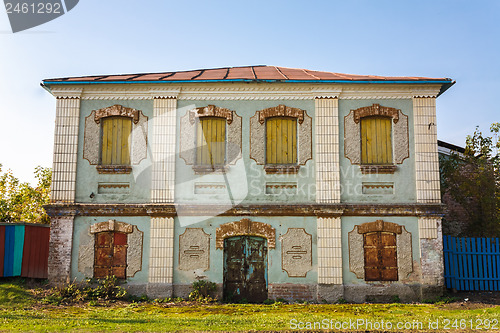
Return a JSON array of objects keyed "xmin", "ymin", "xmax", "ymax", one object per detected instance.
[
  {"xmin": 411, "ymin": 86, "xmax": 441, "ymax": 98},
  {"xmin": 50, "ymin": 87, "xmax": 83, "ymax": 98},
  {"xmin": 48, "ymin": 83, "xmax": 443, "ymax": 100}
]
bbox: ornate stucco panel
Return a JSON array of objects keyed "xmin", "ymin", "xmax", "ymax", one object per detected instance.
[
  {"xmin": 216, "ymin": 218, "xmax": 276, "ymax": 249},
  {"xmin": 178, "ymin": 228, "xmax": 210, "ymax": 271},
  {"xmin": 280, "ymin": 228, "xmax": 312, "ymax": 277}
]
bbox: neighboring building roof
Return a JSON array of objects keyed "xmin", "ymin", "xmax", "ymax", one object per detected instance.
[
  {"xmin": 438, "ymin": 140, "xmax": 465, "ymax": 156},
  {"xmin": 42, "ymin": 65, "xmax": 455, "ymax": 95}
]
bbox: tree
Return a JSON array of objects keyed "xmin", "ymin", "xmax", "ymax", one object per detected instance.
[
  {"xmin": 0, "ymin": 164, "xmax": 52, "ymax": 224},
  {"xmin": 440, "ymin": 123, "xmax": 500, "ymax": 237}
]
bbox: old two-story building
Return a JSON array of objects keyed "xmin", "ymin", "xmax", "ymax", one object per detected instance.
[{"xmin": 42, "ymin": 66, "xmax": 454, "ymax": 302}]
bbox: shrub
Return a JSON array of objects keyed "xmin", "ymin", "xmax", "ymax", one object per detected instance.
[{"xmin": 188, "ymin": 280, "xmax": 217, "ymax": 302}]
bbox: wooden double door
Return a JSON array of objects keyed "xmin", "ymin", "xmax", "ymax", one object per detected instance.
[{"xmin": 223, "ymin": 236, "xmax": 268, "ymax": 302}]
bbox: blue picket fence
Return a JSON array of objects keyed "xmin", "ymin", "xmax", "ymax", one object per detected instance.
[{"xmin": 443, "ymin": 236, "xmax": 500, "ymax": 291}]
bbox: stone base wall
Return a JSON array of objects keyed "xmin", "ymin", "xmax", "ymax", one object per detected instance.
[
  {"xmin": 112, "ymin": 282, "xmax": 444, "ymax": 303},
  {"xmin": 268, "ymin": 283, "xmax": 316, "ymax": 301},
  {"xmin": 343, "ymin": 283, "xmax": 443, "ymax": 303}
]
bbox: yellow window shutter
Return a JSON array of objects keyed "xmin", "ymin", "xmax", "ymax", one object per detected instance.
[
  {"xmin": 266, "ymin": 117, "xmax": 297, "ymax": 165},
  {"xmin": 197, "ymin": 117, "xmax": 226, "ymax": 166},
  {"xmin": 361, "ymin": 116, "xmax": 392, "ymax": 165},
  {"xmin": 101, "ymin": 117, "xmax": 131, "ymax": 165}
]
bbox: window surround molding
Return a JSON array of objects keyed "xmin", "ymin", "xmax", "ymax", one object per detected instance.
[
  {"xmin": 83, "ymin": 104, "xmax": 148, "ymax": 174},
  {"xmin": 78, "ymin": 219, "xmax": 144, "ymax": 278},
  {"xmin": 250, "ymin": 104, "xmax": 312, "ymax": 173},
  {"xmin": 179, "ymin": 105, "xmax": 242, "ymax": 173},
  {"xmin": 348, "ymin": 220, "xmax": 413, "ymax": 282},
  {"xmin": 344, "ymin": 103, "xmax": 409, "ymax": 174}
]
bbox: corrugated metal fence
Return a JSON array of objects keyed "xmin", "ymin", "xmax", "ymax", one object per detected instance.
[
  {"xmin": 443, "ymin": 236, "xmax": 500, "ymax": 291},
  {"xmin": 0, "ymin": 223, "xmax": 50, "ymax": 279}
]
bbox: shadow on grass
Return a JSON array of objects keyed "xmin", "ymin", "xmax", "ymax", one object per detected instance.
[{"xmin": 0, "ymin": 278, "xmax": 32, "ymax": 307}]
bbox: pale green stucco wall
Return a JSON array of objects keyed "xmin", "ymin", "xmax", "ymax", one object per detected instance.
[
  {"xmin": 173, "ymin": 216, "xmax": 318, "ymax": 285},
  {"xmin": 175, "ymin": 100, "xmax": 316, "ymax": 204}
]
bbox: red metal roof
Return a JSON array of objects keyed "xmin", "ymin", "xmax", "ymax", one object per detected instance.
[{"xmin": 43, "ymin": 65, "xmax": 452, "ymax": 83}]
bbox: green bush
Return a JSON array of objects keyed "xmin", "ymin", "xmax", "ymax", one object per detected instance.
[{"xmin": 188, "ymin": 280, "xmax": 217, "ymax": 302}]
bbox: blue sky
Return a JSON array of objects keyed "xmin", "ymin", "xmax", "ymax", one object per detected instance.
[{"xmin": 0, "ymin": 0, "xmax": 499, "ymax": 183}]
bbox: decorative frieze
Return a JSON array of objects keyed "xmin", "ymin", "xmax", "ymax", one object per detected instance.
[
  {"xmin": 189, "ymin": 105, "xmax": 233, "ymax": 124},
  {"xmin": 149, "ymin": 217, "xmax": 174, "ymax": 283},
  {"xmin": 413, "ymin": 97, "xmax": 441, "ymax": 203},
  {"xmin": 257, "ymin": 104, "xmax": 304, "ymax": 124},
  {"xmin": 151, "ymin": 98, "xmax": 177, "ymax": 203},
  {"xmin": 280, "ymin": 228, "xmax": 312, "ymax": 277},
  {"xmin": 51, "ymin": 97, "xmax": 80, "ymax": 203},
  {"xmin": 353, "ymin": 104, "xmax": 400, "ymax": 123},
  {"xmin": 178, "ymin": 228, "xmax": 210, "ymax": 271},
  {"xmin": 94, "ymin": 104, "xmax": 141, "ymax": 124},
  {"xmin": 317, "ymin": 217, "xmax": 342, "ymax": 284},
  {"xmin": 362, "ymin": 183, "xmax": 394, "ymax": 195},
  {"xmin": 216, "ymin": 218, "xmax": 276, "ymax": 249},
  {"xmin": 45, "ymin": 202, "xmax": 444, "ymax": 218},
  {"xmin": 315, "ymin": 98, "xmax": 341, "ymax": 203}
]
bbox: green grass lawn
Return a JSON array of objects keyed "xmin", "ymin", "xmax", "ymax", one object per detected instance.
[{"xmin": 1, "ymin": 280, "xmax": 499, "ymax": 332}]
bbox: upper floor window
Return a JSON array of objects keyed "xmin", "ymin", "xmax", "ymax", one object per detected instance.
[
  {"xmin": 179, "ymin": 105, "xmax": 242, "ymax": 174},
  {"xmin": 360, "ymin": 116, "xmax": 392, "ymax": 165},
  {"xmin": 344, "ymin": 104, "xmax": 409, "ymax": 174},
  {"xmin": 83, "ymin": 104, "xmax": 148, "ymax": 174},
  {"xmin": 100, "ymin": 116, "xmax": 132, "ymax": 166},
  {"xmin": 250, "ymin": 105, "xmax": 312, "ymax": 174},
  {"xmin": 197, "ymin": 117, "xmax": 226, "ymax": 166},
  {"xmin": 266, "ymin": 117, "xmax": 297, "ymax": 165}
]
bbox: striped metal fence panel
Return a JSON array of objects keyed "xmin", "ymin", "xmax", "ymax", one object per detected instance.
[
  {"xmin": 0, "ymin": 223, "xmax": 50, "ymax": 279},
  {"xmin": 443, "ymin": 235, "xmax": 500, "ymax": 291}
]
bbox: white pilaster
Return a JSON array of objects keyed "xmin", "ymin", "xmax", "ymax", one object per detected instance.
[
  {"xmin": 418, "ymin": 217, "xmax": 439, "ymax": 239},
  {"xmin": 51, "ymin": 97, "xmax": 80, "ymax": 203},
  {"xmin": 315, "ymin": 98, "xmax": 341, "ymax": 203},
  {"xmin": 413, "ymin": 97, "xmax": 441, "ymax": 203},
  {"xmin": 149, "ymin": 217, "xmax": 175, "ymax": 283},
  {"xmin": 151, "ymin": 98, "xmax": 177, "ymax": 203},
  {"xmin": 317, "ymin": 217, "xmax": 342, "ymax": 284}
]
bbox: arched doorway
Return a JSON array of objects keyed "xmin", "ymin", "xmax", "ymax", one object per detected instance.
[{"xmin": 223, "ymin": 236, "xmax": 268, "ymax": 302}]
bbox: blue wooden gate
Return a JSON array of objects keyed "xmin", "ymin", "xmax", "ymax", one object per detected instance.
[{"xmin": 443, "ymin": 236, "xmax": 500, "ymax": 291}]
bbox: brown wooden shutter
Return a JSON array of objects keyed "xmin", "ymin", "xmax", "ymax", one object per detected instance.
[
  {"xmin": 94, "ymin": 231, "xmax": 127, "ymax": 279},
  {"xmin": 363, "ymin": 231, "xmax": 398, "ymax": 281}
]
